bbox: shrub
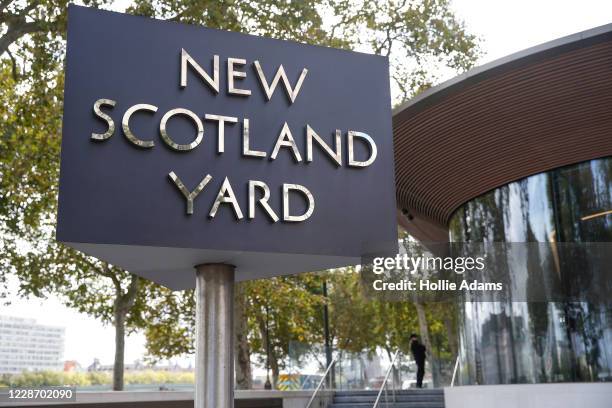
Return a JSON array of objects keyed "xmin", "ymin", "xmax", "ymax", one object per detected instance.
[{"xmin": 3, "ymin": 370, "xmax": 193, "ymax": 387}]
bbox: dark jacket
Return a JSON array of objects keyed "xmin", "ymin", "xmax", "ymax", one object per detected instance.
[{"xmin": 411, "ymin": 341, "xmax": 426, "ymax": 364}]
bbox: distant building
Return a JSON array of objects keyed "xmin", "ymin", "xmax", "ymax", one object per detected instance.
[
  {"xmin": 87, "ymin": 359, "xmax": 143, "ymax": 372},
  {"xmin": 0, "ymin": 315, "xmax": 65, "ymax": 374},
  {"xmin": 85, "ymin": 358, "xmax": 189, "ymax": 373}
]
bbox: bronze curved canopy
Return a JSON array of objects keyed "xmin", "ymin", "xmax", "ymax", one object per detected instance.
[{"xmin": 393, "ymin": 24, "xmax": 612, "ymax": 242}]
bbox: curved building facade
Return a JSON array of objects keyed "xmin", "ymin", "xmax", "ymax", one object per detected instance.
[
  {"xmin": 393, "ymin": 24, "xmax": 612, "ymax": 386},
  {"xmin": 449, "ymin": 158, "xmax": 612, "ymax": 384}
]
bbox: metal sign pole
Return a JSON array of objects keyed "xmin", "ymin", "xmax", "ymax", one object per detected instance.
[{"xmin": 194, "ymin": 264, "xmax": 235, "ymax": 408}]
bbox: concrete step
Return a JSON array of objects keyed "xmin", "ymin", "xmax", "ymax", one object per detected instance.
[
  {"xmin": 329, "ymin": 403, "xmax": 444, "ymax": 408},
  {"xmin": 334, "ymin": 394, "xmax": 444, "ymax": 403},
  {"xmin": 330, "ymin": 389, "xmax": 444, "ymax": 408},
  {"xmin": 333, "ymin": 389, "xmax": 443, "ymax": 396}
]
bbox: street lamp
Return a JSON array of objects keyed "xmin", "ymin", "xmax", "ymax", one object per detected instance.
[
  {"xmin": 264, "ymin": 304, "xmax": 272, "ymax": 390},
  {"xmin": 322, "ymin": 280, "xmax": 334, "ymax": 388}
]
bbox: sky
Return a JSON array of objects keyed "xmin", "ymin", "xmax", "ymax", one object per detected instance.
[
  {"xmin": 452, "ymin": 0, "xmax": 612, "ymax": 64},
  {"xmin": 3, "ymin": 0, "xmax": 612, "ymax": 367}
]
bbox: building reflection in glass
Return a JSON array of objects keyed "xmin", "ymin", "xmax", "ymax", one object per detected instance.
[{"xmin": 449, "ymin": 157, "xmax": 612, "ymax": 384}]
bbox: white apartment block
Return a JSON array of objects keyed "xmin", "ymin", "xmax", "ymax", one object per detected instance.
[{"xmin": 0, "ymin": 315, "xmax": 65, "ymax": 374}]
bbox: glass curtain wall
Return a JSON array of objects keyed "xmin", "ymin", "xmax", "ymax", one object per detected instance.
[{"xmin": 449, "ymin": 157, "xmax": 612, "ymax": 384}]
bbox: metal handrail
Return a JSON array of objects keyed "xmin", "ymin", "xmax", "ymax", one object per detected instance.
[
  {"xmin": 450, "ymin": 354, "xmax": 460, "ymax": 387},
  {"xmin": 305, "ymin": 356, "xmax": 337, "ymax": 408},
  {"xmin": 372, "ymin": 349, "xmax": 400, "ymax": 408}
]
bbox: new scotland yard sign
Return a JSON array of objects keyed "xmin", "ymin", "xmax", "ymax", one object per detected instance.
[{"xmin": 57, "ymin": 5, "xmax": 397, "ymax": 289}]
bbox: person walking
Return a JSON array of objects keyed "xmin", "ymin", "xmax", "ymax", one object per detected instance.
[{"xmin": 410, "ymin": 333, "xmax": 426, "ymax": 388}]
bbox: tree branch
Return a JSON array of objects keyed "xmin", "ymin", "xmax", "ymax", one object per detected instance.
[
  {"xmin": 0, "ymin": 18, "xmax": 46, "ymax": 56},
  {"xmin": 18, "ymin": 1, "xmax": 40, "ymax": 17},
  {"xmin": 124, "ymin": 274, "xmax": 140, "ymax": 310},
  {"xmin": 6, "ymin": 47, "xmax": 17, "ymax": 80},
  {"xmin": 385, "ymin": 25, "xmax": 393, "ymax": 57},
  {"xmin": 0, "ymin": 0, "xmax": 14, "ymax": 13},
  {"xmin": 167, "ymin": 9, "xmax": 187, "ymax": 22},
  {"xmin": 98, "ymin": 262, "xmax": 122, "ymax": 292}
]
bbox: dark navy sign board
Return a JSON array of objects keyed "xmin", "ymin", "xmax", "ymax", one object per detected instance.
[{"xmin": 57, "ymin": 5, "xmax": 397, "ymax": 289}]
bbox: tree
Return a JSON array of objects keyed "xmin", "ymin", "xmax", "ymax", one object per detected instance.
[
  {"xmin": 246, "ymin": 274, "xmax": 325, "ymax": 388},
  {"xmin": 1, "ymin": 0, "xmax": 479, "ymax": 390},
  {"xmin": 140, "ymin": 274, "xmax": 326, "ymax": 390},
  {"xmin": 139, "ymin": 282, "xmax": 254, "ymax": 390},
  {"xmin": 355, "ymin": 0, "xmax": 480, "ymax": 103},
  {"xmin": 233, "ymin": 283, "xmax": 253, "ymax": 389},
  {"xmin": 4, "ymin": 240, "xmax": 155, "ymax": 390}
]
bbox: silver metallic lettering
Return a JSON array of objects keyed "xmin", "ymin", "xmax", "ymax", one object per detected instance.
[
  {"xmin": 270, "ymin": 122, "xmax": 302, "ymax": 162},
  {"xmin": 306, "ymin": 125, "xmax": 342, "ymax": 166},
  {"xmin": 242, "ymin": 118, "xmax": 266, "ymax": 158},
  {"xmin": 91, "ymin": 98, "xmax": 116, "ymax": 141},
  {"xmin": 227, "ymin": 58, "xmax": 251, "ymax": 96},
  {"xmin": 205, "ymin": 114, "xmax": 238, "ymax": 154},
  {"xmin": 168, "ymin": 171, "xmax": 212, "ymax": 215},
  {"xmin": 248, "ymin": 180, "xmax": 279, "ymax": 222},
  {"xmin": 180, "ymin": 48, "xmax": 220, "ymax": 93},
  {"xmin": 283, "ymin": 183, "xmax": 315, "ymax": 222},
  {"xmin": 122, "ymin": 103, "xmax": 158, "ymax": 148},
  {"xmin": 160, "ymin": 108, "xmax": 204, "ymax": 151},
  {"xmin": 253, "ymin": 61, "xmax": 307, "ymax": 104},
  {"xmin": 347, "ymin": 130, "xmax": 377, "ymax": 167},
  {"xmin": 209, "ymin": 177, "xmax": 244, "ymax": 219}
]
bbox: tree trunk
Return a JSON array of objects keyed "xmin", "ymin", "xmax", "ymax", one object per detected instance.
[
  {"xmin": 415, "ymin": 301, "xmax": 440, "ymax": 387},
  {"xmin": 270, "ymin": 354, "xmax": 280, "ymax": 389},
  {"xmin": 444, "ymin": 315, "xmax": 458, "ymax": 357},
  {"xmin": 360, "ymin": 356, "xmax": 368, "ymax": 388},
  {"xmin": 256, "ymin": 310, "xmax": 277, "ymax": 389},
  {"xmin": 234, "ymin": 283, "xmax": 252, "ymax": 389},
  {"xmin": 111, "ymin": 273, "xmax": 140, "ymax": 391},
  {"xmin": 385, "ymin": 347, "xmax": 400, "ymax": 389},
  {"xmin": 113, "ymin": 307, "xmax": 126, "ymax": 391}
]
